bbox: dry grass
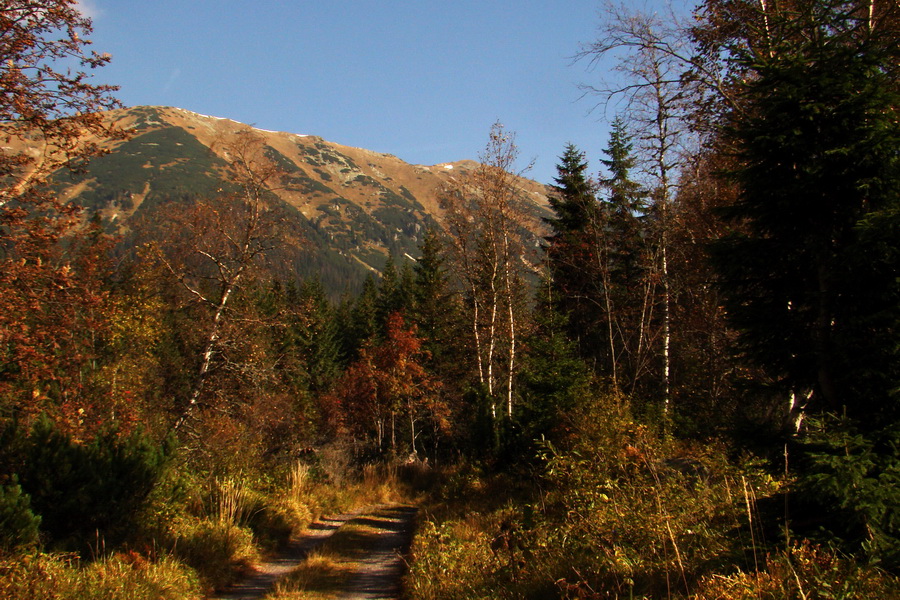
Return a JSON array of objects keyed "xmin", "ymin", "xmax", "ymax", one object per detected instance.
[
  {"xmin": 265, "ymin": 521, "xmax": 376, "ymax": 600},
  {"xmin": 267, "ymin": 549, "xmax": 359, "ymax": 600},
  {"xmin": 0, "ymin": 552, "xmax": 202, "ymax": 600}
]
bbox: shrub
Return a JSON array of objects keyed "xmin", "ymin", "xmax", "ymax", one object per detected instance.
[
  {"xmin": 246, "ymin": 502, "xmax": 294, "ymax": 550},
  {"xmin": 15, "ymin": 416, "xmax": 169, "ymax": 550},
  {"xmin": 694, "ymin": 541, "xmax": 900, "ymax": 599},
  {"xmin": 796, "ymin": 416, "xmax": 900, "ymax": 566},
  {"xmin": 170, "ymin": 517, "xmax": 256, "ymax": 591},
  {"xmin": 0, "ymin": 481, "xmax": 40, "ymax": 551}
]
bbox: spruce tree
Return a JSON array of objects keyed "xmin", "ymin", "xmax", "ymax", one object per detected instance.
[
  {"xmin": 517, "ymin": 282, "xmax": 592, "ymax": 450},
  {"xmin": 544, "ymin": 144, "xmax": 600, "ymax": 360},
  {"xmin": 410, "ymin": 228, "xmax": 457, "ymax": 368},
  {"xmin": 598, "ymin": 118, "xmax": 649, "ymax": 301},
  {"xmin": 595, "ymin": 120, "xmax": 657, "ymax": 398},
  {"xmin": 345, "ymin": 276, "xmax": 379, "ymax": 358},
  {"xmin": 376, "ymin": 254, "xmax": 400, "ymax": 324},
  {"xmin": 298, "ymin": 277, "xmax": 341, "ymax": 394},
  {"xmin": 705, "ymin": 0, "xmax": 900, "ymax": 559},
  {"xmin": 710, "ymin": 1, "xmax": 900, "ymax": 430},
  {"xmin": 545, "ymin": 143, "xmax": 597, "ymax": 237}
]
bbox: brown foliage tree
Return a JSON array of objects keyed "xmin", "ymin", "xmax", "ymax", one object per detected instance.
[
  {"xmin": 0, "ymin": 1, "xmax": 120, "ymax": 429},
  {"xmin": 338, "ymin": 312, "xmax": 444, "ymax": 457}
]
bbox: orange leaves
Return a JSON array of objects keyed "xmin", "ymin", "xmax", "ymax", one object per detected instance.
[
  {"xmin": 0, "ymin": 0, "xmax": 120, "ymax": 432},
  {"xmin": 334, "ymin": 312, "xmax": 445, "ymax": 450}
]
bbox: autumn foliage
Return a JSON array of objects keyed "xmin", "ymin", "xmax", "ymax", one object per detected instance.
[{"xmin": 336, "ymin": 312, "xmax": 445, "ymax": 456}]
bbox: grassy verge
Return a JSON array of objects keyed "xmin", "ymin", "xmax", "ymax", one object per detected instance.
[
  {"xmin": 0, "ymin": 443, "xmax": 416, "ymax": 600},
  {"xmin": 151, "ymin": 458, "xmax": 411, "ymax": 593},
  {"xmin": 0, "ymin": 552, "xmax": 202, "ymax": 600}
]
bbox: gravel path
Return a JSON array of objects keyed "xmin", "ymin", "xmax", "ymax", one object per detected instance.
[{"xmin": 209, "ymin": 504, "xmax": 417, "ymax": 600}]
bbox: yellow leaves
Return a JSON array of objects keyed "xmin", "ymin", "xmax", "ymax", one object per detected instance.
[{"xmin": 107, "ymin": 292, "xmax": 164, "ymax": 349}]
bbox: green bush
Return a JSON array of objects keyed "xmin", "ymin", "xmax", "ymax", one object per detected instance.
[
  {"xmin": 13, "ymin": 416, "xmax": 170, "ymax": 550},
  {"xmin": 797, "ymin": 416, "xmax": 900, "ymax": 566},
  {"xmin": 0, "ymin": 481, "xmax": 40, "ymax": 551}
]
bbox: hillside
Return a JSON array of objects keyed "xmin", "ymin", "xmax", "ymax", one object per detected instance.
[{"xmin": 50, "ymin": 106, "xmax": 552, "ymax": 294}]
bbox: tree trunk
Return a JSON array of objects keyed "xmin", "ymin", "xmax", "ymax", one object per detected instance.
[{"xmin": 173, "ymin": 279, "xmax": 237, "ymax": 431}]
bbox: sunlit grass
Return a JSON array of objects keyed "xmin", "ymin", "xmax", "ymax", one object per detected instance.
[
  {"xmin": 0, "ymin": 552, "xmax": 203, "ymax": 600},
  {"xmin": 266, "ymin": 549, "xmax": 359, "ymax": 600}
]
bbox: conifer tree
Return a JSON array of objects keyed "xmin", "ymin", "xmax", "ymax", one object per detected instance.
[
  {"xmin": 517, "ymin": 282, "xmax": 592, "ymax": 450},
  {"xmin": 544, "ymin": 144, "xmax": 599, "ymax": 354},
  {"xmin": 706, "ymin": 0, "xmax": 900, "ymax": 432},
  {"xmin": 545, "ymin": 143, "xmax": 597, "ymax": 237},
  {"xmin": 376, "ymin": 254, "xmax": 414, "ymax": 324},
  {"xmin": 346, "ymin": 275, "xmax": 379, "ymax": 356},
  {"xmin": 701, "ymin": 0, "xmax": 900, "ymax": 559},
  {"xmin": 410, "ymin": 228, "xmax": 458, "ymax": 369},
  {"xmin": 376, "ymin": 255, "xmax": 400, "ymax": 323},
  {"xmin": 297, "ymin": 277, "xmax": 341, "ymax": 394},
  {"xmin": 594, "ymin": 120, "xmax": 655, "ymax": 396}
]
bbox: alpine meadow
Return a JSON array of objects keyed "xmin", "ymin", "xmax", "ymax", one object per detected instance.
[{"xmin": 1, "ymin": 1, "xmax": 899, "ymax": 599}]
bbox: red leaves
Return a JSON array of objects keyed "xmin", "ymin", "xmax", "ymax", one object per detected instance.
[
  {"xmin": 0, "ymin": 0, "xmax": 120, "ymax": 431},
  {"xmin": 334, "ymin": 312, "xmax": 445, "ymax": 449}
]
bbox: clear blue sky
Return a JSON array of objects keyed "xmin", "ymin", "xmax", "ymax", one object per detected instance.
[{"xmin": 80, "ymin": 1, "xmax": 677, "ymax": 186}]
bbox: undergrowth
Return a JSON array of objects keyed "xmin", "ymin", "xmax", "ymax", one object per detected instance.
[
  {"xmin": 0, "ymin": 435, "xmax": 415, "ymax": 599},
  {"xmin": 407, "ymin": 394, "xmax": 900, "ymax": 599}
]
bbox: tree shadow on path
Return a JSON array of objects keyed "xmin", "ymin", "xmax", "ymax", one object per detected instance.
[{"xmin": 211, "ymin": 504, "xmax": 417, "ymax": 600}]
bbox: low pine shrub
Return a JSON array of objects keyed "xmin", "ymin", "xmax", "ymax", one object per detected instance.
[
  {"xmin": 0, "ymin": 481, "xmax": 40, "ymax": 551},
  {"xmin": 8, "ymin": 416, "xmax": 169, "ymax": 551}
]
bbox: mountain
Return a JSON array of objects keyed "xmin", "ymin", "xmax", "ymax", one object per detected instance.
[{"xmin": 50, "ymin": 106, "xmax": 552, "ymax": 295}]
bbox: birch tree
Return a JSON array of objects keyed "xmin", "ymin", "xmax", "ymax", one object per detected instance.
[
  {"xmin": 442, "ymin": 123, "xmax": 530, "ymax": 421},
  {"xmin": 160, "ymin": 130, "xmax": 290, "ymax": 431},
  {"xmin": 577, "ymin": 3, "xmax": 696, "ymax": 418}
]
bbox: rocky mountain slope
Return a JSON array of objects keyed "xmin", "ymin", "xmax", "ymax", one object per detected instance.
[{"xmin": 51, "ymin": 106, "xmax": 551, "ymax": 294}]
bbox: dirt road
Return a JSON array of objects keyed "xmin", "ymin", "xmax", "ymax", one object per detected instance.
[{"xmin": 211, "ymin": 504, "xmax": 417, "ymax": 600}]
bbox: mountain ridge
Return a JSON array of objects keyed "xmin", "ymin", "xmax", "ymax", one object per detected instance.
[{"xmin": 50, "ymin": 106, "xmax": 552, "ymax": 294}]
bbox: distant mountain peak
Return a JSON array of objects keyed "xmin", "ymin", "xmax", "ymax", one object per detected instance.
[{"xmin": 52, "ymin": 105, "xmax": 551, "ymax": 295}]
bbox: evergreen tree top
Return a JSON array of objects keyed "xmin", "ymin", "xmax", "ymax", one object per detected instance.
[{"xmin": 546, "ymin": 143, "xmax": 598, "ymax": 236}]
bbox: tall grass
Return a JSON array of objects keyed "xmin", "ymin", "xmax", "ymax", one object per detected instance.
[
  {"xmin": 208, "ymin": 476, "xmax": 257, "ymax": 527},
  {"xmin": 406, "ymin": 394, "xmax": 900, "ymax": 599},
  {"xmin": 288, "ymin": 462, "xmax": 310, "ymax": 505},
  {"xmin": 0, "ymin": 552, "xmax": 202, "ymax": 600}
]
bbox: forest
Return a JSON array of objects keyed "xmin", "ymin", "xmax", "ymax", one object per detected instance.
[{"xmin": 1, "ymin": 0, "xmax": 899, "ymax": 598}]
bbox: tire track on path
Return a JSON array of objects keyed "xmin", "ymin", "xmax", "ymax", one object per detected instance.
[
  {"xmin": 211, "ymin": 508, "xmax": 364, "ymax": 600},
  {"xmin": 209, "ymin": 504, "xmax": 417, "ymax": 600}
]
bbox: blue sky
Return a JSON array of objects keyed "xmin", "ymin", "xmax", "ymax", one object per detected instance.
[{"xmin": 80, "ymin": 1, "xmax": 677, "ymax": 185}]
